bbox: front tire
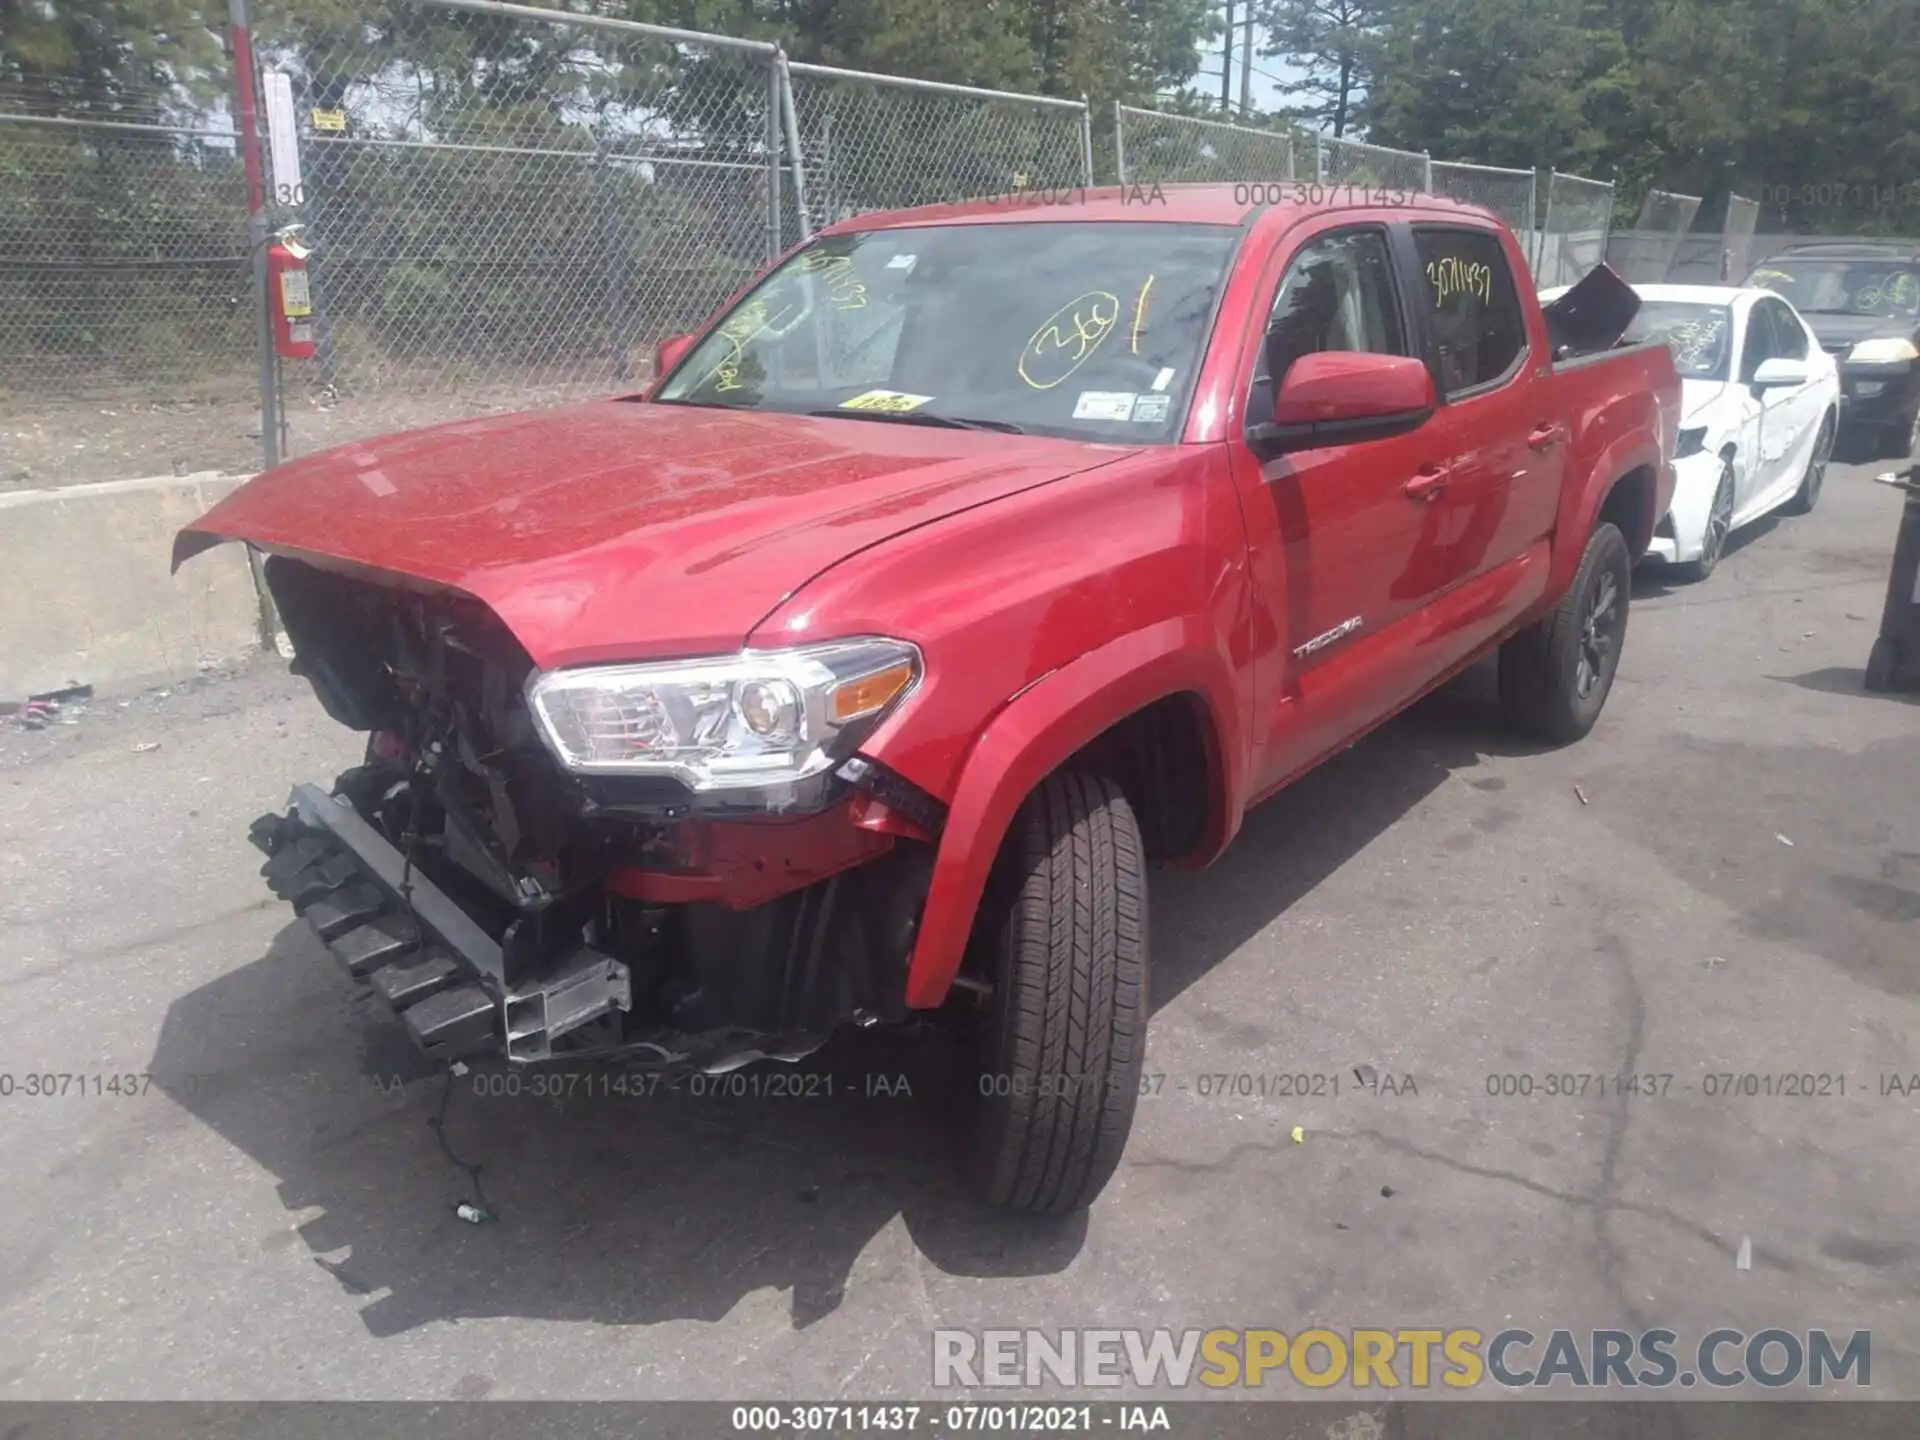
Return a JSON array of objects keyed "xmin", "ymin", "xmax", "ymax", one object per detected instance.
[
  {"xmin": 961, "ymin": 769, "xmax": 1147, "ymax": 1214},
  {"xmin": 1498, "ymin": 521, "xmax": 1631, "ymax": 744},
  {"xmin": 1678, "ymin": 460, "xmax": 1736, "ymax": 581},
  {"xmin": 1783, "ymin": 414, "xmax": 1834, "ymax": 516}
]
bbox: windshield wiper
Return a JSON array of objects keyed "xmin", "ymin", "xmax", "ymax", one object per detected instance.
[{"xmin": 807, "ymin": 408, "xmax": 1025, "ymax": 435}]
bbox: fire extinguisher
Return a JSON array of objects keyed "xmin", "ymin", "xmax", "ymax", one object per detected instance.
[{"xmin": 267, "ymin": 224, "xmax": 317, "ymax": 360}]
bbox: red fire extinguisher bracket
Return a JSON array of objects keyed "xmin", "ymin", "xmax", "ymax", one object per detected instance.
[{"xmin": 267, "ymin": 239, "xmax": 317, "ymax": 360}]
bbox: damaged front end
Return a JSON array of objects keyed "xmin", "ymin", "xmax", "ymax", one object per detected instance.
[{"xmin": 249, "ymin": 555, "xmax": 940, "ymax": 1074}]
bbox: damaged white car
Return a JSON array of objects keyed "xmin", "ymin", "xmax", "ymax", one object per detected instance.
[
  {"xmin": 1542, "ymin": 282, "xmax": 1840, "ymax": 580},
  {"xmin": 1619, "ymin": 285, "xmax": 1840, "ymax": 581}
]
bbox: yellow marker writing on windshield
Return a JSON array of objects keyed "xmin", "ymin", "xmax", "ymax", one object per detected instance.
[
  {"xmin": 1131, "ymin": 274, "xmax": 1155, "ymax": 353},
  {"xmin": 1019, "ymin": 291, "xmax": 1121, "ymax": 389}
]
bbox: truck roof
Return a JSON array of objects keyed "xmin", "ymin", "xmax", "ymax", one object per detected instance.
[{"xmin": 818, "ymin": 182, "xmax": 1504, "ymax": 234}]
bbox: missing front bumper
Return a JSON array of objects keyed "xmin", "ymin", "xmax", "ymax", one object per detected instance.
[{"xmin": 253, "ymin": 784, "xmax": 631, "ymax": 1062}]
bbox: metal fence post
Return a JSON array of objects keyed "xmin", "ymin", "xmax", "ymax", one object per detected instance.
[
  {"xmin": 775, "ymin": 47, "xmax": 812, "ymax": 240},
  {"xmin": 1079, "ymin": 96, "xmax": 1094, "ymax": 188},
  {"xmin": 1314, "ymin": 135, "xmax": 1325, "ymax": 183},
  {"xmin": 1423, "ymin": 150, "xmax": 1433, "ymax": 192},
  {"xmin": 1113, "ymin": 99, "xmax": 1126, "ymax": 186},
  {"xmin": 228, "ymin": 0, "xmax": 278, "ymax": 473},
  {"xmin": 765, "ymin": 54, "xmax": 783, "ymax": 262},
  {"xmin": 1526, "ymin": 170, "xmax": 1539, "ymax": 274}
]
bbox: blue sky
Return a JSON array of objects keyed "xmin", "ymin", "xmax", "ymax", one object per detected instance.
[{"xmin": 1186, "ymin": 28, "xmax": 1298, "ymax": 113}]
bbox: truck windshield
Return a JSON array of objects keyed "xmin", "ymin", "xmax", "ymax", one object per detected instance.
[
  {"xmin": 1621, "ymin": 301, "xmax": 1733, "ymax": 380},
  {"xmin": 1746, "ymin": 260, "xmax": 1920, "ymax": 319},
  {"xmin": 654, "ymin": 222, "xmax": 1240, "ymax": 442}
]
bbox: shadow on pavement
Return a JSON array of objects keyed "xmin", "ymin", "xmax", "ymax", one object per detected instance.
[
  {"xmin": 147, "ymin": 660, "xmax": 1528, "ymax": 1338},
  {"xmin": 1769, "ymin": 666, "xmax": 1920, "ymax": 704}
]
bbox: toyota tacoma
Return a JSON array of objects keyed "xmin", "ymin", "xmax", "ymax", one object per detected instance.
[{"xmin": 176, "ymin": 186, "xmax": 1678, "ymax": 1213}]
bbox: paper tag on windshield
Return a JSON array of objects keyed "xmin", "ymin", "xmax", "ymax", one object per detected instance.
[
  {"xmin": 1151, "ymin": 367, "xmax": 1176, "ymax": 392},
  {"xmin": 841, "ymin": 389, "xmax": 933, "ymax": 413},
  {"xmin": 1130, "ymin": 394, "xmax": 1172, "ymax": 424},
  {"xmin": 885, "ymin": 254, "xmax": 918, "ymax": 273},
  {"xmin": 1073, "ymin": 391, "xmax": 1137, "ymax": 422}
]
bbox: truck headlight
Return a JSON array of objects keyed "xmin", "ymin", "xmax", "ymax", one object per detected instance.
[
  {"xmin": 1847, "ymin": 337, "xmax": 1919, "ymax": 364},
  {"xmin": 525, "ymin": 638, "xmax": 921, "ymax": 788},
  {"xmin": 1676, "ymin": 425, "xmax": 1708, "ymax": 459}
]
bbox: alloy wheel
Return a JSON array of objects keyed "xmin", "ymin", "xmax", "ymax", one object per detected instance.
[
  {"xmin": 1575, "ymin": 568, "xmax": 1622, "ymax": 701},
  {"xmin": 1699, "ymin": 466, "xmax": 1734, "ymax": 573},
  {"xmin": 1806, "ymin": 419, "xmax": 1832, "ymax": 504}
]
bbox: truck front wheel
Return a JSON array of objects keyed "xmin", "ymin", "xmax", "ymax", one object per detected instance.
[
  {"xmin": 960, "ymin": 768, "xmax": 1147, "ymax": 1214},
  {"xmin": 1498, "ymin": 521, "xmax": 1631, "ymax": 744}
]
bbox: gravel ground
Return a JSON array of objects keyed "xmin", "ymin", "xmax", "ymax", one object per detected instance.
[{"xmin": 0, "ymin": 456, "xmax": 1915, "ymax": 1405}]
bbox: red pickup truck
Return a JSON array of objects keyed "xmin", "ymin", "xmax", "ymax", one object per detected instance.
[{"xmin": 176, "ymin": 186, "xmax": 1677, "ymax": 1214}]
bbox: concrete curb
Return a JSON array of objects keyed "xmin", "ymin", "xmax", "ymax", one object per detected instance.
[{"xmin": 1, "ymin": 471, "xmax": 267, "ymax": 701}]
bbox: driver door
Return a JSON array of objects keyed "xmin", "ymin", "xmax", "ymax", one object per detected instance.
[
  {"xmin": 1227, "ymin": 223, "xmax": 1452, "ymax": 795},
  {"xmin": 1737, "ymin": 301, "xmax": 1794, "ymax": 510}
]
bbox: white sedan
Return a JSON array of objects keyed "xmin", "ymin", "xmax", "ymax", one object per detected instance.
[
  {"xmin": 1541, "ymin": 282, "xmax": 1842, "ymax": 579},
  {"xmin": 1619, "ymin": 285, "xmax": 1841, "ymax": 581}
]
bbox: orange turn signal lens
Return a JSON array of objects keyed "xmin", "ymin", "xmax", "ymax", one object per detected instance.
[{"xmin": 830, "ymin": 660, "xmax": 915, "ymax": 723}]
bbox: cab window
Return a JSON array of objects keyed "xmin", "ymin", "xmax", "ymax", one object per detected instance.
[
  {"xmin": 1412, "ymin": 228, "xmax": 1527, "ymax": 396},
  {"xmin": 1250, "ymin": 228, "xmax": 1408, "ymax": 419}
]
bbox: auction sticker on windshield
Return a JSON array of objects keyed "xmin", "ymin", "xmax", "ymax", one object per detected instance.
[
  {"xmin": 841, "ymin": 390, "xmax": 935, "ymax": 414},
  {"xmin": 1073, "ymin": 391, "xmax": 1137, "ymax": 422}
]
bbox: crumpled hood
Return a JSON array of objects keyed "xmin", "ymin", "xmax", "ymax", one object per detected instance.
[{"xmin": 176, "ymin": 400, "xmax": 1137, "ymax": 669}]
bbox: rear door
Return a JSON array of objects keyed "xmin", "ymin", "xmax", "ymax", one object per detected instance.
[
  {"xmin": 1402, "ymin": 223, "xmax": 1566, "ymax": 602},
  {"xmin": 1226, "ymin": 221, "xmax": 1452, "ymax": 794}
]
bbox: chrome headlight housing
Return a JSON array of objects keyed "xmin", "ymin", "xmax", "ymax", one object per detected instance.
[
  {"xmin": 1847, "ymin": 337, "xmax": 1919, "ymax": 364},
  {"xmin": 525, "ymin": 638, "xmax": 920, "ymax": 790}
]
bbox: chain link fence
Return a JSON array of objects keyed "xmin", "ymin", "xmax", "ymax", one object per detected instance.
[
  {"xmin": 1607, "ymin": 187, "xmax": 1703, "ymax": 282},
  {"xmin": 1111, "ymin": 103, "xmax": 1294, "ymax": 185},
  {"xmin": 786, "ymin": 62, "xmax": 1089, "ymax": 236},
  {"xmin": 253, "ymin": 3, "xmax": 786, "ymax": 451},
  {"xmin": 1431, "ymin": 160, "xmax": 1536, "ymax": 240},
  {"xmin": 1315, "ymin": 133, "xmax": 1429, "ymax": 191},
  {"xmin": 1537, "ymin": 170, "xmax": 1617, "ymax": 290},
  {"xmin": 1720, "ymin": 193, "xmax": 1761, "ymax": 281},
  {"xmin": 0, "ymin": 91, "xmax": 257, "ymax": 482},
  {"xmin": 6, "ymin": 0, "xmax": 1637, "ymax": 487}
]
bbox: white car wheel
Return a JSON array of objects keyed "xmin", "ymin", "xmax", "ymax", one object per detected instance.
[{"xmin": 1680, "ymin": 460, "xmax": 1735, "ymax": 583}]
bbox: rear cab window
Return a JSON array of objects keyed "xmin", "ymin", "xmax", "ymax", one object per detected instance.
[{"xmin": 1411, "ymin": 227, "xmax": 1528, "ymax": 397}]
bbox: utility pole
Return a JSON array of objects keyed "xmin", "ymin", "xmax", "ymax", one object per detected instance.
[
  {"xmin": 1239, "ymin": 4, "xmax": 1254, "ymax": 118},
  {"xmin": 1221, "ymin": 0, "xmax": 1234, "ymax": 114}
]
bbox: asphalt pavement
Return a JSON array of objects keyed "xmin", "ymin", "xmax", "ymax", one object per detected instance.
[{"xmin": 0, "ymin": 457, "xmax": 1915, "ymax": 1401}]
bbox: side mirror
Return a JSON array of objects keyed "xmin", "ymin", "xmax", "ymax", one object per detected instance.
[
  {"xmin": 1751, "ymin": 356, "xmax": 1809, "ymax": 389},
  {"xmin": 653, "ymin": 332, "xmax": 696, "ymax": 385},
  {"xmin": 1248, "ymin": 351, "xmax": 1437, "ymax": 459}
]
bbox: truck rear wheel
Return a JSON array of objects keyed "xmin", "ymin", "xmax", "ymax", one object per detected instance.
[
  {"xmin": 1498, "ymin": 521, "xmax": 1631, "ymax": 744},
  {"xmin": 961, "ymin": 768, "xmax": 1147, "ymax": 1214}
]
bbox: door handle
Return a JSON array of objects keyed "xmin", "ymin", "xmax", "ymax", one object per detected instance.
[
  {"xmin": 1404, "ymin": 466, "xmax": 1449, "ymax": 502},
  {"xmin": 1527, "ymin": 422, "xmax": 1565, "ymax": 450}
]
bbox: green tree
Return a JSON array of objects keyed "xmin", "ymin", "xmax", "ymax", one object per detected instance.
[
  {"xmin": 1255, "ymin": 0, "xmax": 1383, "ymax": 138},
  {"xmin": 0, "ymin": 0, "xmax": 222, "ymax": 107}
]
